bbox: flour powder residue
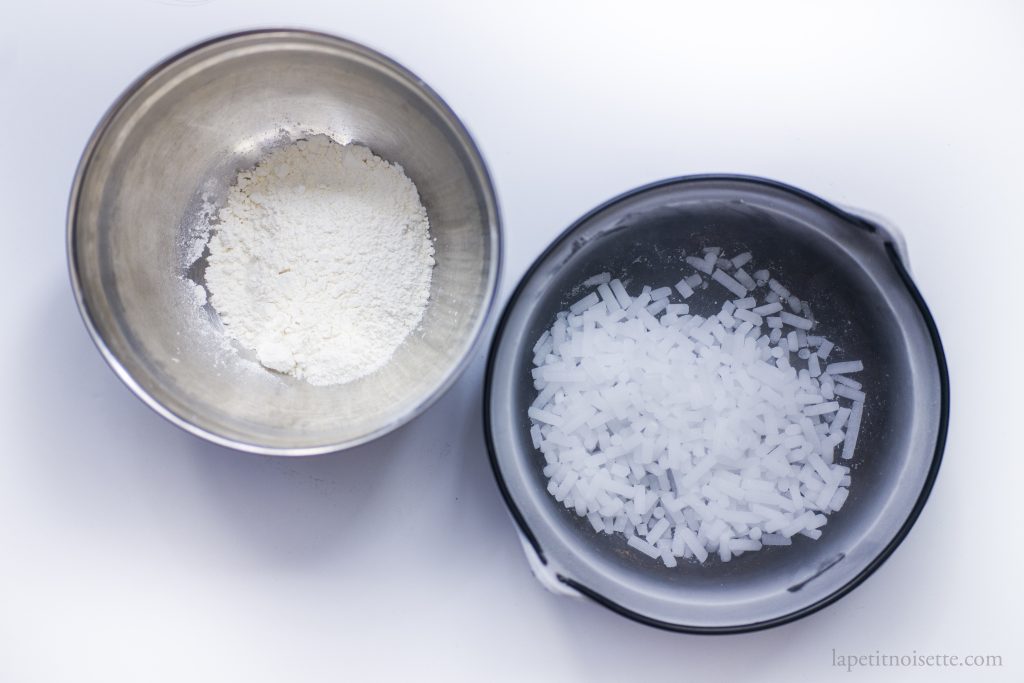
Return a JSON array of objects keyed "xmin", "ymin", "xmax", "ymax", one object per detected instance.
[{"xmin": 195, "ymin": 134, "xmax": 434, "ymax": 386}]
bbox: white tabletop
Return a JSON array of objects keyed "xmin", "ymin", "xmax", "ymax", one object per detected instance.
[{"xmin": 2, "ymin": 1, "xmax": 1021, "ymax": 681}]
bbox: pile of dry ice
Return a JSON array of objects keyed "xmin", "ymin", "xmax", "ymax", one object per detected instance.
[{"xmin": 528, "ymin": 248, "xmax": 866, "ymax": 566}]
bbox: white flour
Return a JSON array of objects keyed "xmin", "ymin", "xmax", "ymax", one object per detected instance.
[{"xmin": 200, "ymin": 135, "xmax": 434, "ymax": 386}]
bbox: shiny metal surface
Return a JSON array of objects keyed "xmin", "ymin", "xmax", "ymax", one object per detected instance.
[
  {"xmin": 69, "ymin": 30, "xmax": 501, "ymax": 455},
  {"xmin": 486, "ymin": 176, "xmax": 947, "ymax": 632}
]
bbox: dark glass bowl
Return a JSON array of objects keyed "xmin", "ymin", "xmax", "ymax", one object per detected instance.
[{"xmin": 485, "ymin": 176, "xmax": 948, "ymax": 633}]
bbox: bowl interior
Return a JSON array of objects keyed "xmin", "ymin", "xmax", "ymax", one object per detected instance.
[
  {"xmin": 487, "ymin": 178, "xmax": 943, "ymax": 629},
  {"xmin": 71, "ymin": 32, "xmax": 499, "ymax": 453}
]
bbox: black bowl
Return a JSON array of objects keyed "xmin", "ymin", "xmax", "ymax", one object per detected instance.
[{"xmin": 485, "ymin": 176, "xmax": 948, "ymax": 633}]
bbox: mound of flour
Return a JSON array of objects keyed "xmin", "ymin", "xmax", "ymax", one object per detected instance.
[{"xmin": 203, "ymin": 135, "xmax": 434, "ymax": 386}]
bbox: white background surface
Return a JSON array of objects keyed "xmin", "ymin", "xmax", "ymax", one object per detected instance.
[{"xmin": 2, "ymin": 1, "xmax": 1022, "ymax": 681}]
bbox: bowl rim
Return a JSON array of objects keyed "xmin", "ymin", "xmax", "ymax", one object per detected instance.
[
  {"xmin": 483, "ymin": 174, "xmax": 949, "ymax": 633},
  {"xmin": 67, "ymin": 28, "xmax": 503, "ymax": 456}
]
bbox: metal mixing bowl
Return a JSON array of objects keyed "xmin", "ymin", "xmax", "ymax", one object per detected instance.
[
  {"xmin": 68, "ymin": 30, "xmax": 501, "ymax": 455},
  {"xmin": 486, "ymin": 176, "xmax": 948, "ymax": 632}
]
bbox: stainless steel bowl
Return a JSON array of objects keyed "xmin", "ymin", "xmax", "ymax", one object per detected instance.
[
  {"xmin": 69, "ymin": 30, "xmax": 501, "ymax": 455},
  {"xmin": 486, "ymin": 176, "xmax": 948, "ymax": 632}
]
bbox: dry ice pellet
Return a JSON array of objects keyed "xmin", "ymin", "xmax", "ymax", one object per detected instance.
[{"xmin": 528, "ymin": 248, "xmax": 866, "ymax": 566}]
